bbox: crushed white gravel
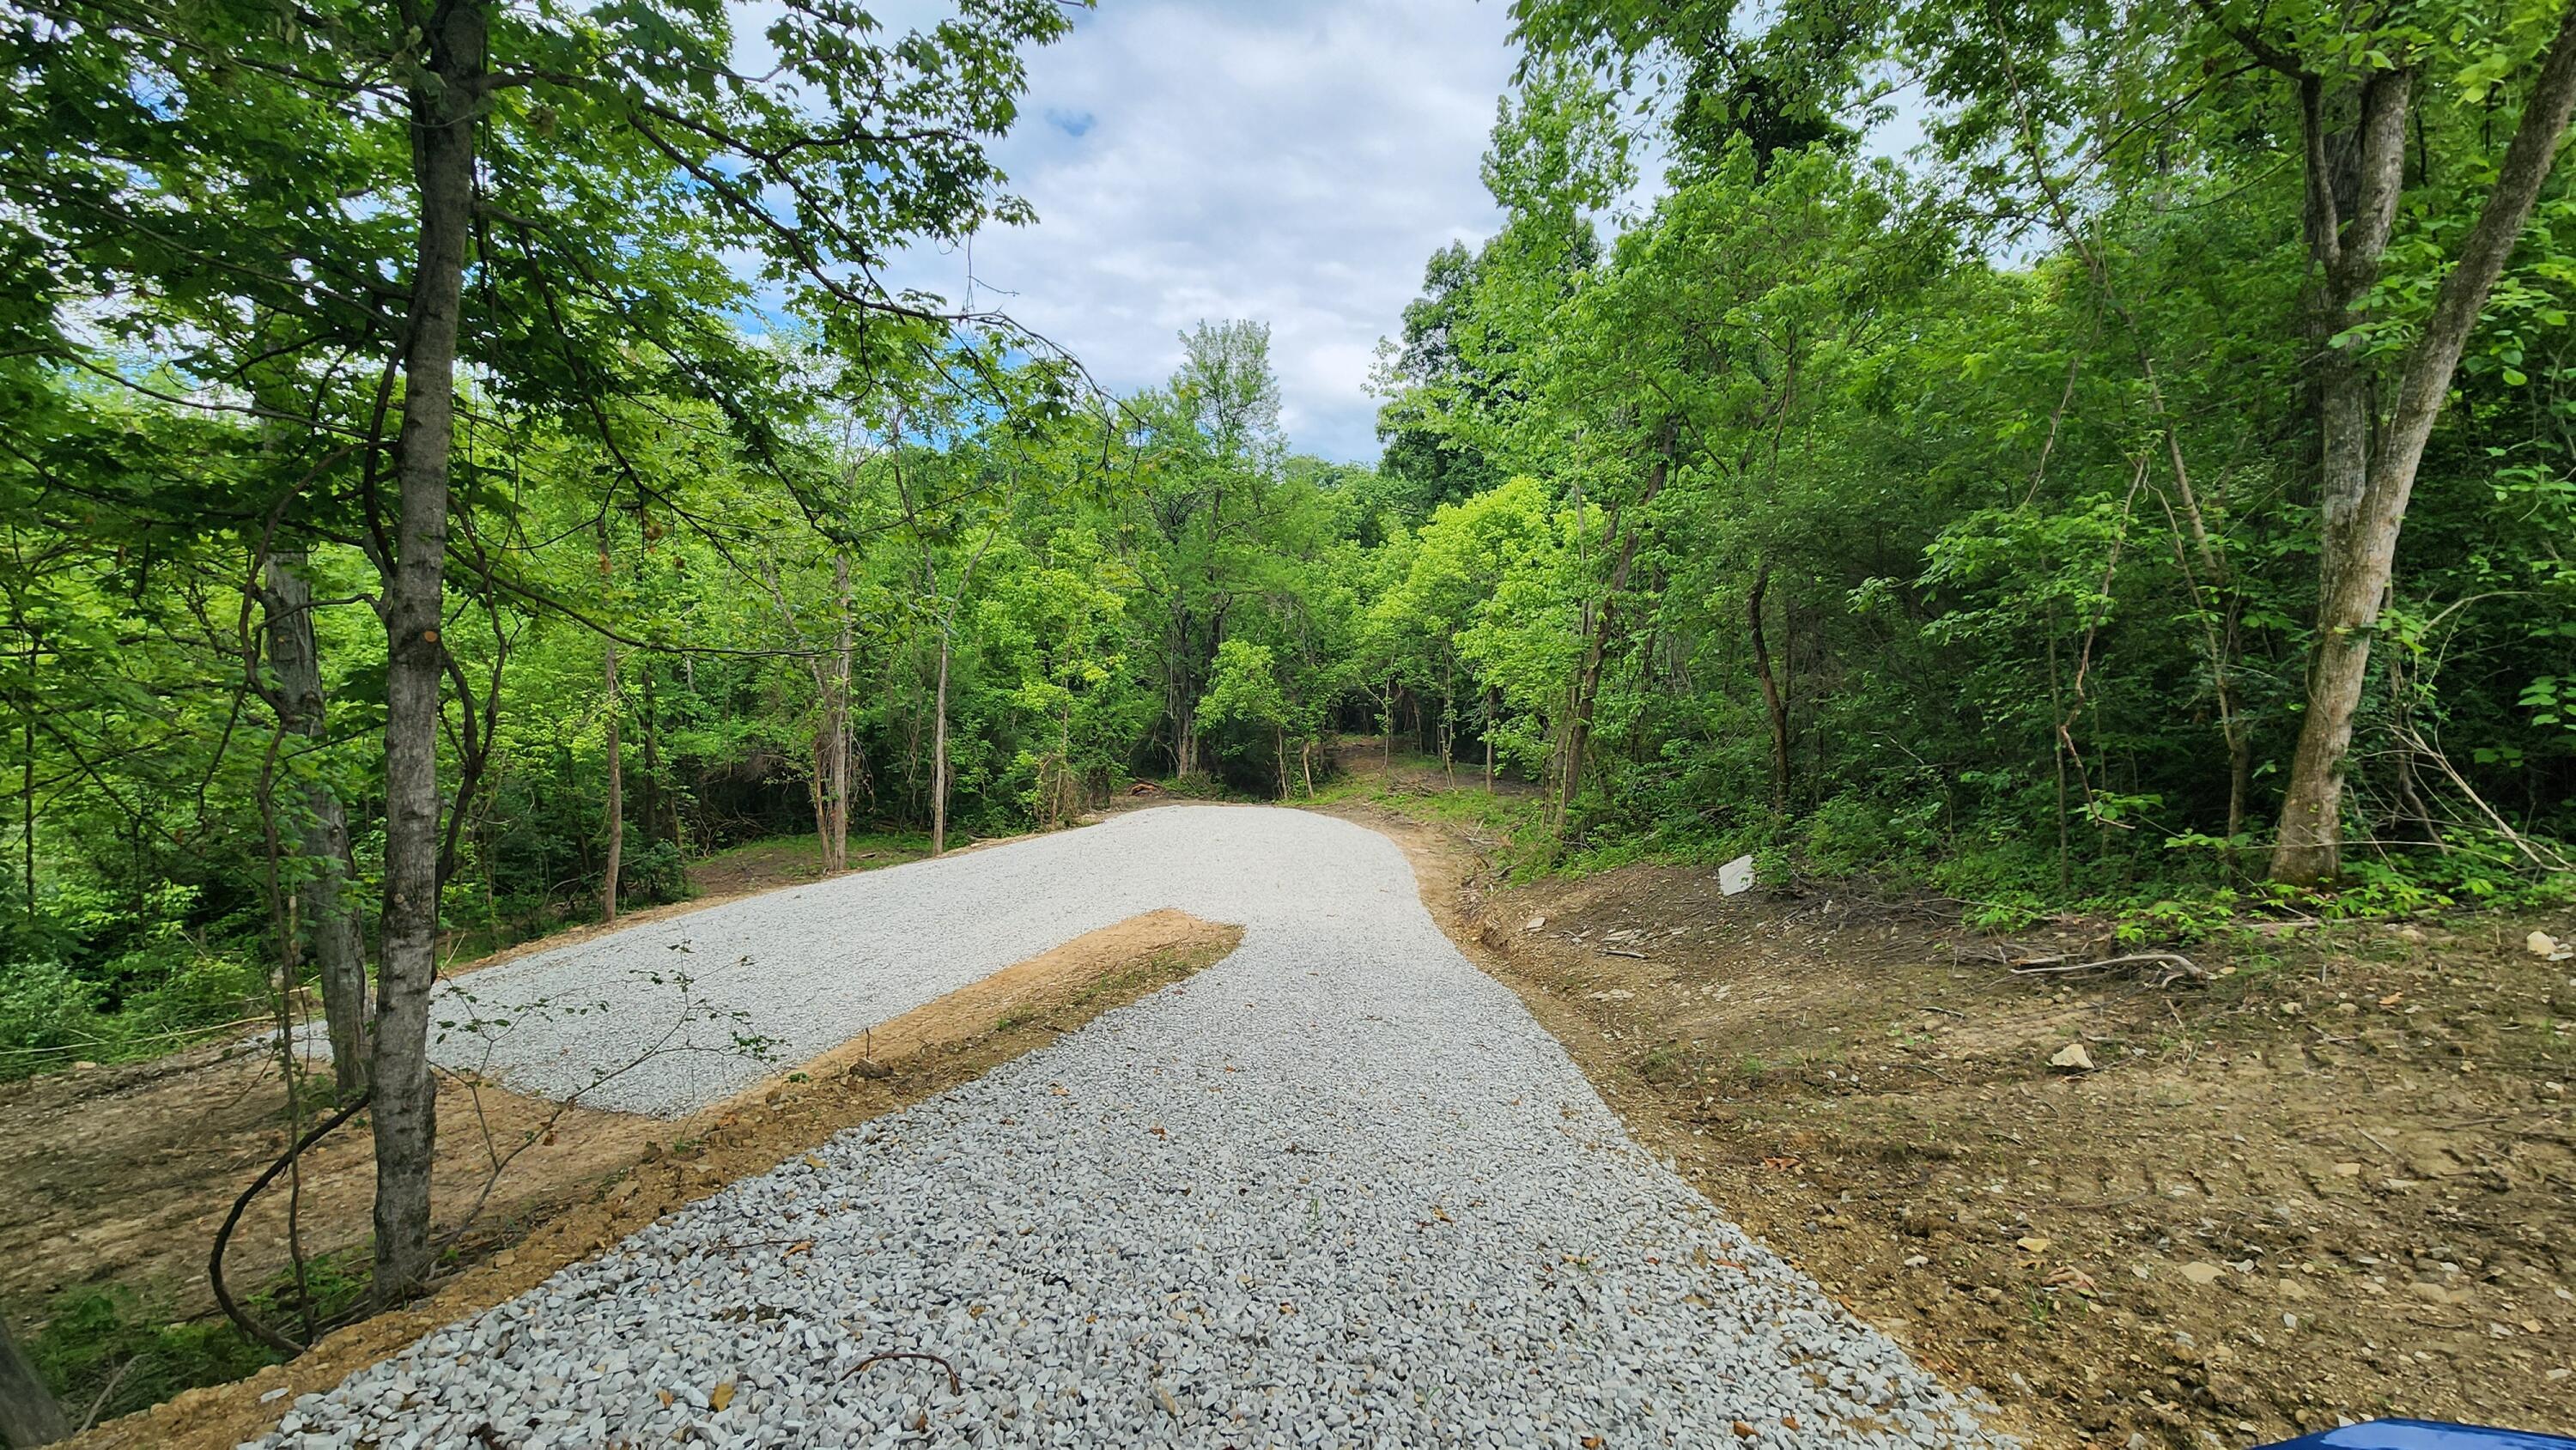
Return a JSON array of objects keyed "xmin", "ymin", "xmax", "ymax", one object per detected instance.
[{"xmin": 255, "ymin": 805, "xmax": 2010, "ymax": 1448}]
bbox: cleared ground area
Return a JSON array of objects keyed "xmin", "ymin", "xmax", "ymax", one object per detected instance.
[{"xmin": 256, "ymin": 806, "xmax": 2008, "ymax": 1447}]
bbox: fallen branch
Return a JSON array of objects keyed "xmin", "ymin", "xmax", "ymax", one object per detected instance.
[
  {"xmin": 838, "ymin": 1350, "xmax": 961, "ymax": 1396},
  {"xmin": 2398, "ymin": 723, "xmax": 2573, "ymax": 874},
  {"xmin": 2010, "ymin": 952, "xmax": 2206, "ymax": 987},
  {"xmin": 79, "ymin": 1354, "xmax": 141, "ymax": 1432}
]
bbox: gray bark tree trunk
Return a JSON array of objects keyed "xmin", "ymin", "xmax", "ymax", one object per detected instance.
[
  {"xmin": 259, "ymin": 548, "xmax": 369, "ymax": 1100},
  {"xmin": 1748, "ymin": 560, "xmax": 1791, "ymax": 816},
  {"xmin": 369, "ymin": 0, "xmax": 486, "ymax": 1309},
  {"xmin": 823, "ymin": 552, "xmax": 852, "ymax": 872},
  {"xmin": 1558, "ymin": 424, "xmax": 1674, "ymax": 828},
  {"xmin": 598, "ymin": 519, "xmax": 622, "ymax": 922},
  {"xmin": 600, "ymin": 642, "xmax": 622, "ymax": 922},
  {"xmin": 931, "ymin": 629, "xmax": 950, "ymax": 856},
  {"xmin": 0, "ymin": 1313, "xmax": 69, "ymax": 1447},
  {"xmin": 2269, "ymin": 8, "xmax": 2576, "ymax": 883}
]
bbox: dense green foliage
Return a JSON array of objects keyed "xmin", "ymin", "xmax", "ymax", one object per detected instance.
[{"xmin": 7, "ymin": 0, "xmax": 2576, "ymax": 1089}]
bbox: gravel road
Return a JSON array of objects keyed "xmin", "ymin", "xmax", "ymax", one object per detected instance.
[{"xmin": 258, "ymin": 806, "xmax": 2009, "ymax": 1448}]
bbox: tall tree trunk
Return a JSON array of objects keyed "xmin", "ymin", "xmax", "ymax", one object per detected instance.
[
  {"xmin": 640, "ymin": 662, "xmax": 662, "ymax": 849},
  {"xmin": 931, "ymin": 629, "xmax": 951, "ymax": 856},
  {"xmin": 1382, "ymin": 678, "xmax": 1394, "ymax": 784},
  {"xmin": 1748, "ymin": 560, "xmax": 1792, "ymax": 816},
  {"xmin": 1484, "ymin": 688, "xmax": 1496, "ymax": 791},
  {"xmin": 1439, "ymin": 666, "xmax": 1455, "ymax": 787},
  {"xmin": 17, "ymin": 662, "xmax": 31, "ymax": 915},
  {"xmin": 819, "ymin": 551, "xmax": 853, "ymax": 874},
  {"xmin": 598, "ymin": 520, "xmax": 621, "ymax": 922},
  {"xmin": 1558, "ymin": 422, "xmax": 1675, "ymax": 827},
  {"xmin": 2271, "ymin": 11, "xmax": 2576, "ymax": 883},
  {"xmin": 369, "ymin": 0, "xmax": 485, "ymax": 1310},
  {"xmin": 259, "ymin": 549, "xmax": 369, "ymax": 1100},
  {"xmin": 0, "ymin": 1313, "xmax": 69, "ymax": 1448},
  {"xmin": 807, "ymin": 736, "xmax": 830, "ymax": 856},
  {"xmin": 600, "ymin": 641, "xmax": 622, "ymax": 923},
  {"xmin": 831, "ymin": 569, "xmax": 852, "ymax": 865}
]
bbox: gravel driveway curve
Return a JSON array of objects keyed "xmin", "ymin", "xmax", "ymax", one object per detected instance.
[{"xmin": 258, "ymin": 806, "xmax": 2009, "ymax": 1448}]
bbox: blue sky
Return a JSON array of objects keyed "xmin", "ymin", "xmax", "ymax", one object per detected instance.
[{"xmin": 882, "ymin": 1, "xmax": 1523, "ymax": 463}]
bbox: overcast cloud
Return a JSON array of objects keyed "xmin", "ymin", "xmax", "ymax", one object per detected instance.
[{"xmin": 889, "ymin": 2, "xmax": 1522, "ymax": 463}]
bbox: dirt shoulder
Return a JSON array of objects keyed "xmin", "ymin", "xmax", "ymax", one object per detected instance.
[
  {"xmin": 3, "ymin": 821, "xmax": 1082, "ymax": 1322},
  {"xmin": 27, "ymin": 908, "xmax": 1240, "ymax": 1450},
  {"xmin": 1321, "ymin": 798, "xmax": 2576, "ymax": 1450}
]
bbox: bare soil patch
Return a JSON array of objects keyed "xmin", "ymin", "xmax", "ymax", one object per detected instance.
[
  {"xmin": 18, "ymin": 907, "xmax": 1239, "ymax": 1450},
  {"xmin": 1324, "ymin": 800, "xmax": 2576, "ymax": 1449}
]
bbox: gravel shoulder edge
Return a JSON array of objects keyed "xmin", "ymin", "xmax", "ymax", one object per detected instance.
[
  {"xmin": 68, "ymin": 911, "xmax": 1244, "ymax": 1450},
  {"xmin": 1304, "ymin": 799, "xmax": 2041, "ymax": 1446}
]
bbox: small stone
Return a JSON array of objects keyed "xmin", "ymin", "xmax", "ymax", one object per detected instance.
[
  {"xmin": 1523, "ymin": 914, "xmax": 1547, "ymax": 931},
  {"xmin": 2016, "ymin": 1235, "xmax": 2051, "ymax": 1253},
  {"xmin": 2333, "ymin": 1162, "xmax": 2361, "ymax": 1177},
  {"xmin": 2178, "ymin": 1262, "xmax": 2227, "ymax": 1287},
  {"xmin": 2530, "ymin": 930, "xmax": 2564, "ymax": 958},
  {"xmin": 2049, "ymin": 1044, "xmax": 2096, "ymax": 1072}
]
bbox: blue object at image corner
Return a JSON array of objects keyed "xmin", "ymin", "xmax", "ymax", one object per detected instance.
[{"xmin": 2256, "ymin": 1421, "xmax": 2576, "ymax": 1449}]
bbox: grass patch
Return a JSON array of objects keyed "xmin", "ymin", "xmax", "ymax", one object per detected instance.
[{"xmin": 26, "ymin": 1251, "xmax": 374, "ymax": 1428}]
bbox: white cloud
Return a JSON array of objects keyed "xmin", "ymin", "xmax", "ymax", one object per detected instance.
[{"xmin": 888, "ymin": 0, "xmax": 1518, "ymax": 463}]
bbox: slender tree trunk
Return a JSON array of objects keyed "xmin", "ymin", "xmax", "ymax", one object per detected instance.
[
  {"xmin": 0, "ymin": 1313, "xmax": 69, "ymax": 1447},
  {"xmin": 600, "ymin": 640, "xmax": 622, "ymax": 923},
  {"xmin": 931, "ymin": 629, "xmax": 950, "ymax": 856},
  {"xmin": 369, "ymin": 0, "xmax": 485, "ymax": 1309},
  {"xmin": 1484, "ymin": 688, "xmax": 1496, "ymax": 791},
  {"xmin": 808, "ymin": 736, "xmax": 829, "ymax": 856},
  {"xmin": 1275, "ymin": 723, "xmax": 1289, "ymax": 798},
  {"xmin": 1747, "ymin": 561, "xmax": 1792, "ymax": 816},
  {"xmin": 598, "ymin": 520, "xmax": 621, "ymax": 921},
  {"xmin": 1054, "ymin": 703, "xmax": 1075, "ymax": 825},
  {"xmin": 19, "ymin": 646, "xmax": 33, "ymax": 915},
  {"xmin": 259, "ymin": 549, "xmax": 369, "ymax": 1099},
  {"xmin": 1558, "ymin": 422, "xmax": 1675, "ymax": 826},
  {"xmin": 2272, "ymin": 10, "xmax": 2576, "ymax": 883},
  {"xmin": 820, "ymin": 551, "xmax": 853, "ymax": 874},
  {"xmin": 1439, "ymin": 667, "xmax": 1455, "ymax": 787},
  {"xmin": 1382, "ymin": 679, "xmax": 1394, "ymax": 784},
  {"xmin": 640, "ymin": 663, "xmax": 662, "ymax": 848}
]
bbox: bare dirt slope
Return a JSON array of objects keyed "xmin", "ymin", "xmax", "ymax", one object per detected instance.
[{"xmin": 1327, "ymin": 798, "xmax": 2576, "ymax": 1449}]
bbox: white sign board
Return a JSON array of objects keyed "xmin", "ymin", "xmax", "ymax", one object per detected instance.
[{"xmin": 1717, "ymin": 853, "xmax": 1756, "ymax": 895}]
